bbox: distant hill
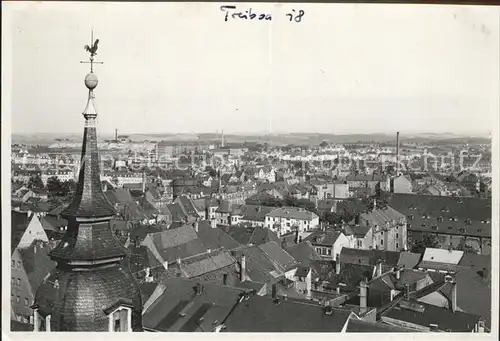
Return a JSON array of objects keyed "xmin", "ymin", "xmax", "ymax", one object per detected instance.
[{"xmin": 11, "ymin": 132, "xmax": 490, "ymax": 146}]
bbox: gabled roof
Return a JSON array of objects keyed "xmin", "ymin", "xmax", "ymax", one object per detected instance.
[
  {"xmin": 304, "ymin": 230, "xmax": 344, "ymax": 247},
  {"xmin": 11, "ymin": 210, "xmax": 30, "ymax": 253},
  {"xmin": 266, "ymin": 206, "xmax": 318, "ymax": 221},
  {"xmin": 223, "ymin": 294, "xmax": 351, "ymax": 332},
  {"xmin": 177, "ymin": 250, "xmax": 236, "ymax": 278},
  {"xmin": 258, "ymin": 241, "xmax": 298, "ymax": 271},
  {"xmin": 196, "ymin": 221, "xmax": 241, "ymax": 251},
  {"xmin": 359, "ymin": 206, "xmax": 406, "ymax": 226},
  {"xmin": 166, "ymin": 203, "xmax": 188, "ymax": 222},
  {"xmin": 16, "ymin": 241, "xmax": 57, "ymax": 295},
  {"xmin": 340, "ymin": 248, "xmax": 401, "ymax": 268},
  {"xmin": 176, "ymin": 196, "xmax": 200, "ymax": 218},
  {"xmin": 285, "ymin": 241, "xmax": 322, "ymax": 266},
  {"xmin": 387, "ymin": 194, "xmax": 491, "ymax": 237},
  {"xmin": 383, "ymin": 299, "xmax": 481, "ymax": 332},
  {"xmin": 143, "ymin": 278, "xmax": 248, "ymax": 332},
  {"xmin": 240, "ymin": 204, "xmax": 275, "ymax": 222}
]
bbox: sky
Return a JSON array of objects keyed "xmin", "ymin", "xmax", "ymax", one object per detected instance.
[{"xmin": 5, "ymin": 2, "xmax": 499, "ymax": 135}]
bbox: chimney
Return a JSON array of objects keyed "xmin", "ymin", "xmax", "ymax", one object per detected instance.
[
  {"xmin": 240, "ymin": 254, "xmax": 246, "ymax": 282},
  {"xmin": 451, "ymin": 281, "xmax": 457, "ymax": 312},
  {"xmin": 395, "ymin": 267, "xmax": 401, "ymax": 280},
  {"xmin": 373, "ymin": 198, "xmax": 377, "ymax": 210},
  {"xmin": 376, "ymin": 261, "xmax": 383, "ymax": 277},
  {"xmin": 194, "ymin": 283, "xmax": 203, "ymax": 296},
  {"xmin": 335, "ymin": 254, "xmax": 341, "ymax": 275},
  {"xmin": 295, "ymin": 229, "xmax": 299, "ymax": 244},
  {"xmin": 272, "ymin": 283, "xmax": 277, "ymax": 299},
  {"xmin": 404, "ymin": 283, "xmax": 410, "ymax": 299},
  {"xmin": 359, "ymin": 279, "xmax": 368, "ymax": 314},
  {"xmin": 223, "ymin": 273, "xmax": 228, "ymax": 286},
  {"xmin": 193, "ymin": 220, "xmax": 199, "ymax": 233},
  {"xmin": 336, "ymin": 286, "xmax": 341, "ymax": 294},
  {"xmin": 354, "ymin": 214, "xmax": 360, "ymax": 225},
  {"xmin": 115, "ymin": 128, "xmax": 118, "ymax": 142},
  {"xmin": 396, "ymin": 132, "xmax": 400, "ymax": 175}
]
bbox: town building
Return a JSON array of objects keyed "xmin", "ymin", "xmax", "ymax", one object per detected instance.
[{"xmin": 265, "ymin": 207, "xmax": 320, "ymax": 236}]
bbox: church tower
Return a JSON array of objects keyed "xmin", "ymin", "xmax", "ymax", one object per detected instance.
[{"xmin": 32, "ymin": 33, "xmax": 143, "ymax": 332}]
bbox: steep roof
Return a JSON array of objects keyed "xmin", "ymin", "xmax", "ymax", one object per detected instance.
[
  {"xmin": 143, "ymin": 278, "xmax": 248, "ymax": 332},
  {"xmin": 387, "ymin": 194, "xmax": 491, "ymax": 238},
  {"xmin": 359, "ymin": 206, "xmax": 406, "ymax": 226},
  {"xmin": 258, "ymin": 241, "xmax": 298, "ymax": 270},
  {"xmin": 17, "ymin": 241, "xmax": 57, "ymax": 294},
  {"xmin": 267, "ymin": 206, "xmax": 318, "ymax": 221},
  {"xmin": 11, "ymin": 210, "xmax": 30, "ymax": 252},
  {"xmin": 285, "ymin": 241, "xmax": 322, "ymax": 266},
  {"xmin": 223, "ymin": 294, "xmax": 351, "ymax": 332},
  {"xmin": 304, "ymin": 230, "xmax": 344, "ymax": 247},
  {"xmin": 196, "ymin": 221, "xmax": 241, "ymax": 251},
  {"xmin": 383, "ymin": 299, "xmax": 481, "ymax": 332},
  {"xmin": 240, "ymin": 204, "xmax": 275, "ymax": 222},
  {"xmin": 340, "ymin": 248, "xmax": 401, "ymax": 267}
]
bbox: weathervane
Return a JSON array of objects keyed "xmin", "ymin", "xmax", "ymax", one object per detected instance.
[{"xmin": 80, "ymin": 29, "xmax": 102, "ymax": 73}]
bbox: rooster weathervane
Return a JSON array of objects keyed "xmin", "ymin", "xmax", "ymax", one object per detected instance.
[{"xmin": 80, "ymin": 29, "xmax": 103, "ymax": 73}]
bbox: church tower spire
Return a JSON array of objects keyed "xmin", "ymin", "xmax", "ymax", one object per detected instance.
[{"xmin": 33, "ymin": 32, "xmax": 143, "ymax": 332}]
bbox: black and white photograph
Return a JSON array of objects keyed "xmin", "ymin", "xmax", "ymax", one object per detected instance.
[{"xmin": 2, "ymin": 1, "xmax": 498, "ymax": 336}]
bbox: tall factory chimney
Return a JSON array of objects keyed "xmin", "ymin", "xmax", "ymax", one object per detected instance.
[
  {"xmin": 115, "ymin": 128, "xmax": 118, "ymax": 142},
  {"xmin": 396, "ymin": 131, "xmax": 400, "ymax": 175}
]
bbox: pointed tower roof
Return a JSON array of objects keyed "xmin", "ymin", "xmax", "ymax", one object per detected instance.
[
  {"xmin": 61, "ymin": 75, "xmax": 116, "ymax": 219},
  {"xmin": 34, "ymin": 34, "xmax": 143, "ymax": 332}
]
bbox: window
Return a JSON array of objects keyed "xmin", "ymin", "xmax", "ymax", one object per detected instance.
[
  {"xmin": 396, "ymin": 243, "xmax": 399, "ymax": 249},
  {"xmin": 11, "ymin": 277, "xmax": 15, "ymax": 286},
  {"xmin": 408, "ymin": 231, "xmax": 412, "ymax": 236},
  {"xmin": 381, "ymin": 240, "xmax": 384, "ymax": 245},
  {"xmin": 24, "ymin": 298, "xmax": 29, "ymax": 306},
  {"xmin": 11, "ymin": 260, "xmax": 15, "ymax": 267},
  {"xmin": 396, "ymin": 233, "xmax": 399, "ymax": 239},
  {"xmin": 357, "ymin": 240, "xmax": 362, "ymax": 248},
  {"xmin": 17, "ymin": 278, "xmax": 21, "ymax": 286},
  {"xmin": 327, "ymin": 249, "xmax": 332, "ymax": 256},
  {"xmin": 114, "ymin": 319, "xmax": 121, "ymax": 332},
  {"xmin": 16, "ymin": 296, "xmax": 20, "ymax": 303}
]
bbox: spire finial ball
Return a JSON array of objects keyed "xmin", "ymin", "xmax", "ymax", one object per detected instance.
[{"xmin": 85, "ymin": 72, "xmax": 98, "ymax": 90}]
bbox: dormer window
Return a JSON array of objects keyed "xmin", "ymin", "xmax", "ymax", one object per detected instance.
[{"xmin": 104, "ymin": 299, "xmax": 134, "ymax": 332}]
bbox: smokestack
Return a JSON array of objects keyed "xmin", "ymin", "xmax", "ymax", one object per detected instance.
[
  {"xmin": 240, "ymin": 254, "xmax": 246, "ymax": 282},
  {"xmin": 142, "ymin": 171, "xmax": 146, "ymax": 193},
  {"xmin": 396, "ymin": 132, "xmax": 400, "ymax": 175},
  {"xmin": 272, "ymin": 283, "xmax": 277, "ymax": 299},
  {"xmin": 223, "ymin": 273, "xmax": 228, "ymax": 286},
  {"xmin": 451, "ymin": 281, "xmax": 457, "ymax": 312},
  {"xmin": 115, "ymin": 128, "xmax": 118, "ymax": 142},
  {"xmin": 335, "ymin": 254, "xmax": 341, "ymax": 275},
  {"xmin": 359, "ymin": 279, "xmax": 368, "ymax": 314}
]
